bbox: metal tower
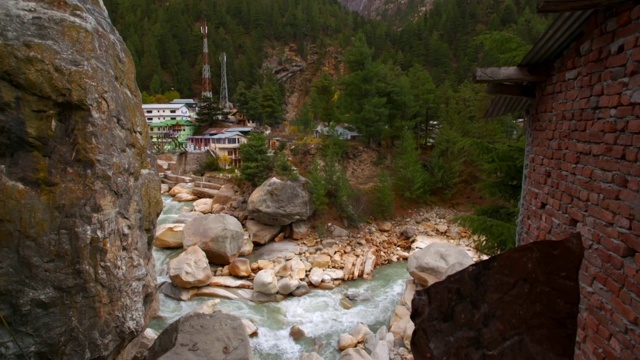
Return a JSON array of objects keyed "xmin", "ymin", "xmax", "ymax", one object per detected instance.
[
  {"xmin": 201, "ymin": 22, "xmax": 212, "ymax": 99},
  {"xmin": 219, "ymin": 52, "xmax": 230, "ymax": 110}
]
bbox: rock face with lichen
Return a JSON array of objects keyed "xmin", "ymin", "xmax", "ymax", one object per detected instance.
[{"xmin": 0, "ymin": 1, "xmax": 163, "ymax": 358}]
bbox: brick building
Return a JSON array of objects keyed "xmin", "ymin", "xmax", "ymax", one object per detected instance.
[{"xmin": 475, "ymin": 1, "xmax": 639, "ymax": 358}]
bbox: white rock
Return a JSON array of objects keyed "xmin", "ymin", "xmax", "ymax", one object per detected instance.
[
  {"xmin": 308, "ymin": 267, "xmax": 324, "ymax": 286},
  {"xmin": 253, "ymin": 269, "xmax": 278, "ymax": 295},
  {"xmin": 407, "ymin": 242, "xmax": 474, "ymax": 286},
  {"xmin": 370, "ymin": 340, "xmax": 390, "ymax": 360},
  {"xmin": 277, "ymin": 277, "xmax": 301, "ymax": 295}
]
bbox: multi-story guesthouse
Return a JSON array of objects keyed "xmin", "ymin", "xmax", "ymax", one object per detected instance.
[
  {"xmin": 187, "ymin": 127, "xmax": 254, "ymax": 168},
  {"xmin": 143, "ymin": 103, "xmax": 196, "ymax": 152}
]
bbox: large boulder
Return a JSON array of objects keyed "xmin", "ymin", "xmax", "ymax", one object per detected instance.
[
  {"xmin": 246, "ymin": 219, "xmax": 282, "ymax": 245},
  {"xmin": 0, "ymin": 1, "xmax": 162, "ymax": 358},
  {"xmin": 168, "ymin": 246, "xmax": 213, "ymax": 288},
  {"xmin": 183, "ymin": 214, "xmax": 244, "ymax": 265},
  {"xmin": 411, "ymin": 236, "xmax": 584, "ymax": 360},
  {"xmin": 247, "ymin": 177, "xmax": 313, "ymax": 225},
  {"xmin": 146, "ymin": 312, "xmax": 252, "ymax": 359},
  {"xmin": 407, "ymin": 242, "xmax": 474, "ymax": 286}
]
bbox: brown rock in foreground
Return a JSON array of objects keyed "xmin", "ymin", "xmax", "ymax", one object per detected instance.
[
  {"xmin": 411, "ymin": 235, "xmax": 583, "ymax": 360},
  {"xmin": 0, "ymin": 1, "xmax": 162, "ymax": 358}
]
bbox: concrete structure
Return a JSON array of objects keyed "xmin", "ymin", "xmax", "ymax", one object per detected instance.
[
  {"xmin": 143, "ymin": 103, "xmax": 191, "ymax": 122},
  {"xmin": 476, "ymin": 2, "xmax": 640, "ymax": 359}
]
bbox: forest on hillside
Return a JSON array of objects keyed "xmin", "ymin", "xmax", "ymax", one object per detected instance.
[{"xmin": 104, "ymin": 0, "xmax": 551, "ymax": 254}]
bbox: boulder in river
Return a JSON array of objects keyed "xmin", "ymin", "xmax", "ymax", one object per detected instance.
[
  {"xmin": 154, "ymin": 223, "xmax": 185, "ymax": 248},
  {"xmin": 253, "ymin": 269, "xmax": 278, "ymax": 295},
  {"xmin": 0, "ymin": 1, "xmax": 162, "ymax": 358},
  {"xmin": 247, "ymin": 177, "xmax": 313, "ymax": 225},
  {"xmin": 147, "ymin": 312, "xmax": 252, "ymax": 359},
  {"xmin": 407, "ymin": 242, "xmax": 474, "ymax": 286},
  {"xmin": 168, "ymin": 246, "xmax": 214, "ymax": 288},
  {"xmin": 183, "ymin": 214, "xmax": 244, "ymax": 264}
]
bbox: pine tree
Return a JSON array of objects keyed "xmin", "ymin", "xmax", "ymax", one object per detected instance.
[
  {"xmin": 239, "ymin": 133, "xmax": 272, "ymax": 186},
  {"xmin": 371, "ymin": 171, "xmax": 395, "ymax": 220},
  {"xmin": 393, "ymin": 130, "xmax": 428, "ymax": 202},
  {"xmin": 196, "ymin": 96, "xmax": 226, "ymax": 128}
]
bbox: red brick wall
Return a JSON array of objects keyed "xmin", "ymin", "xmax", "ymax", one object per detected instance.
[{"xmin": 518, "ymin": 4, "xmax": 640, "ymax": 359}]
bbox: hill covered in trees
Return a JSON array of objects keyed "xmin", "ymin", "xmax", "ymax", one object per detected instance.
[{"xmin": 105, "ymin": 0, "xmax": 550, "ymax": 254}]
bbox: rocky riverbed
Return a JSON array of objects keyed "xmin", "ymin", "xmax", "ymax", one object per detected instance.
[{"xmin": 138, "ymin": 174, "xmax": 486, "ymax": 359}]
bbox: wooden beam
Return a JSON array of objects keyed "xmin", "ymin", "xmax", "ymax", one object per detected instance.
[
  {"xmin": 474, "ymin": 67, "xmax": 547, "ymax": 84},
  {"xmin": 537, "ymin": 0, "xmax": 628, "ymax": 13},
  {"xmin": 485, "ymin": 83, "xmax": 537, "ymax": 98}
]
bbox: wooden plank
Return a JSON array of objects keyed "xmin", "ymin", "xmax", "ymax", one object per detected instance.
[
  {"xmin": 474, "ymin": 67, "xmax": 547, "ymax": 83},
  {"xmin": 537, "ymin": 0, "xmax": 628, "ymax": 13},
  {"xmin": 485, "ymin": 83, "xmax": 537, "ymax": 98}
]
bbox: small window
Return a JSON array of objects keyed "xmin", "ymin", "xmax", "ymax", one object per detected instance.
[
  {"xmin": 145, "ymin": 110, "xmax": 152, "ymax": 114},
  {"xmin": 170, "ymin": 110, "xmax": 176, "ymax": 114}
]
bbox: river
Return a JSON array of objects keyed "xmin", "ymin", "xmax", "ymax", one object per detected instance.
[{"xmin": 151, "ymin": 195, "xmax": 411, "ymax": 359}]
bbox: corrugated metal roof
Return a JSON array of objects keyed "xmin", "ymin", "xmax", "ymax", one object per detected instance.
[
  {"xmin": 485, "ymin": 95, "xmax": 533, "ymax": 118},
  {"xmin": 211, "ymin": 132, "xmax": 243, "ymax": 139},
  {"xmin": 484, "ymin": 10, "xmax": 593, "ymax": 117},
  {"xmin": 142, "ymin": 103, "xmax": 187, "ymax": 109},
  {"xmin": 520, "ymin": 10, "xmax": 593, "ymax": 66}
]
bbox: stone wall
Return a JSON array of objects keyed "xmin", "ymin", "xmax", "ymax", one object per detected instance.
[
  {"xmin": 519, "ymin": 4, "xmax": 640, "ymax": 359},
  {"xmin": 174, "ymin": 152, "xmax": 212, "ymax": 175}
]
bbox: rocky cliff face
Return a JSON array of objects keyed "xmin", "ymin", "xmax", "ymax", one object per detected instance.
[
  {"xmin": 337, "ymin": 0, "xmax": 432, "ymax": 21},
  {"xmin": 411, "ymin": 235, "xmax": 583, "ymax": 360},
  {"xmin": 0, "ymin": 1, "xmax": 163, "ymax": 358}
]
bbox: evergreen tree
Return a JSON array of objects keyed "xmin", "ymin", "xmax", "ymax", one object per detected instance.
[
  {"xmin": 393, "ymin": 130, "xmax": 428, "ymax": 202},
  {"xmin": 370, "ymin": 171, "xmax": 395, "ymax": 220},
  {"xmin": 196, "ymin": 96, "xmax": 226, "ymax": 128},
  {"xmin": 239, "ymin": 133, "xmax": 272, "ymax": 186}
]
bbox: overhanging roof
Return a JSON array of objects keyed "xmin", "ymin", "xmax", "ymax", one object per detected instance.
[{"xmin": 478, "ymin": 9, "xmax": 593, "ymax": 118}]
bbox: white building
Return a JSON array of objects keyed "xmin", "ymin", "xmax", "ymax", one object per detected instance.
[{"xmin": 142, "ymin": 104, "xmax": 191, "ymax": 123}]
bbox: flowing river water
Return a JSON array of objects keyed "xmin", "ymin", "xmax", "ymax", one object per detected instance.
[{"xmin": 151, "ymin": 195, "xmax": 411, "ymax": 359}]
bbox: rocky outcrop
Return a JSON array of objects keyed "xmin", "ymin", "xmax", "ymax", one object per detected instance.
[
  {"xmin": 407, "ymin": 242, "xmax": 474, "ymax": 286},
  {"xmin": 183, "ymin": 214, "xmax": 244, "ymax": 264},
  {"xmin": 411, "ymin": 236, "xmax": 584, "ymax": 360},
  {"xmin": 146, "ymin": 312, "xmax": 252, "ymax": 359},
  {"xmin": 0, "ymin": 1, "xmax": 162, "ymax": 358},
  {"xmin": 247, "ymin": 177, "xmax": 313, "ymax": 226}
]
